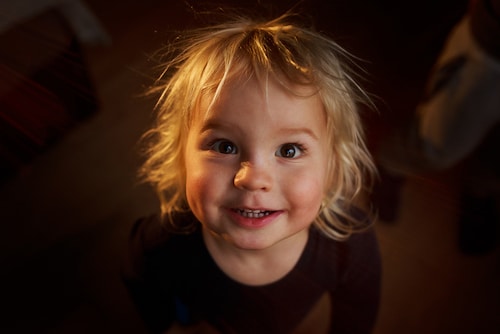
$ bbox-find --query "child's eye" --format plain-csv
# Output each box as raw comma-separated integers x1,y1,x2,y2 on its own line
276,143,303,158
210,140,238,154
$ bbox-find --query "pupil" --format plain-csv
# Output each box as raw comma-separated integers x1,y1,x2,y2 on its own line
221,142,233,153
282,145,295,157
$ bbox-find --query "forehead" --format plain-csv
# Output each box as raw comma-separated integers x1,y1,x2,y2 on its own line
193,75,327,137
200,74,323,118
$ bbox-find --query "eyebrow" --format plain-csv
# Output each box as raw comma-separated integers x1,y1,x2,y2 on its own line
200,119,320,141
199,120,230,134
276,126,320,140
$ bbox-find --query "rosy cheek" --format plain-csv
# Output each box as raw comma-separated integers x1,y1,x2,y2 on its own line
289,174,324,208
186,172,207,195
185,167,207,203
188,161,224,194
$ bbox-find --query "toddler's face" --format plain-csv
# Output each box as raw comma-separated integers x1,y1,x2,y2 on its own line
184,76,329,251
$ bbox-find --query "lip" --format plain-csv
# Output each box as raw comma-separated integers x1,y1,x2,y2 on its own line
226,208,282,229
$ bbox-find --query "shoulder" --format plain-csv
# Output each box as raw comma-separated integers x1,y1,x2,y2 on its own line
309,223,379,256
344,226,381,267
311,205,379,256
307,223,381,280
340,206,380,261
131,211,199,248
122,211,201,277
336,226,382,288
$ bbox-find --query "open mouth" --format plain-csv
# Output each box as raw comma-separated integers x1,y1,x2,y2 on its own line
235,209,272,218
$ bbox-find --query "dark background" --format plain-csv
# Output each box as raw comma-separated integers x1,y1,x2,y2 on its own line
1,1,499,333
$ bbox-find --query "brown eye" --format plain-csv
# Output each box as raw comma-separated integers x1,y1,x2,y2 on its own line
276,143,302,158
211,140,238,154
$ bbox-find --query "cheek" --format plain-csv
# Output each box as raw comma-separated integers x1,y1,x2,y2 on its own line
185,157,231,213
184,153,208,209
185,173,210,221
185,170,204,197
286,169,326,212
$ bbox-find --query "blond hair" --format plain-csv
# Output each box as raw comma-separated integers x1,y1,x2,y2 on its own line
140,13,376,240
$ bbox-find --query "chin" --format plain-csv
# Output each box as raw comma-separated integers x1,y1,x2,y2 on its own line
229,234,282,251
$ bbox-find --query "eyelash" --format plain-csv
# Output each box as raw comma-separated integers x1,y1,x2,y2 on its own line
209,139,238,154
276,143,305,158
208,139,305,158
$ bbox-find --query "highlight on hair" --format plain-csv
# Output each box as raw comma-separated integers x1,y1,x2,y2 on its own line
139,12,377,240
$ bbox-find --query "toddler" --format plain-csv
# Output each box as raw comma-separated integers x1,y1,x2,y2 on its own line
122,13,381,334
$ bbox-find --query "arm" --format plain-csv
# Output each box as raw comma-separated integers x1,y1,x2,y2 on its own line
330,228,382,334
121,216,176,334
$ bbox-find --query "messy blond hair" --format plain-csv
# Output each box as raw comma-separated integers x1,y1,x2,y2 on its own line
140,13,376,240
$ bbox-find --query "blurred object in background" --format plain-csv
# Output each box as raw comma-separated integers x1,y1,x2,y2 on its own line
374,0,500,254
0,0,109,185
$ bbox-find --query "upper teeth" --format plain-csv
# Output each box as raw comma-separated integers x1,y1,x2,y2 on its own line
239,209,270,218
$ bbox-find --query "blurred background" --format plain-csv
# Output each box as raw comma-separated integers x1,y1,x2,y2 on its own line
0,0,498,333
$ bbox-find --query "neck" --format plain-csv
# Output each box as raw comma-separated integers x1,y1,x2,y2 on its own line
202,228,309,286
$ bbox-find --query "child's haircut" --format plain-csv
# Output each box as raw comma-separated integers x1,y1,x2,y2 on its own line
140,13,376,240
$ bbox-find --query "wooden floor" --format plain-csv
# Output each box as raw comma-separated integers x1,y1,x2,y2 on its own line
1,1,499,333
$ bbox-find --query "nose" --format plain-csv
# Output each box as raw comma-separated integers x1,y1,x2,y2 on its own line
234,161,273,191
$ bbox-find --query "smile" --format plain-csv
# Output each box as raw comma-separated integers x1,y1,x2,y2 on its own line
235,209,272,218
